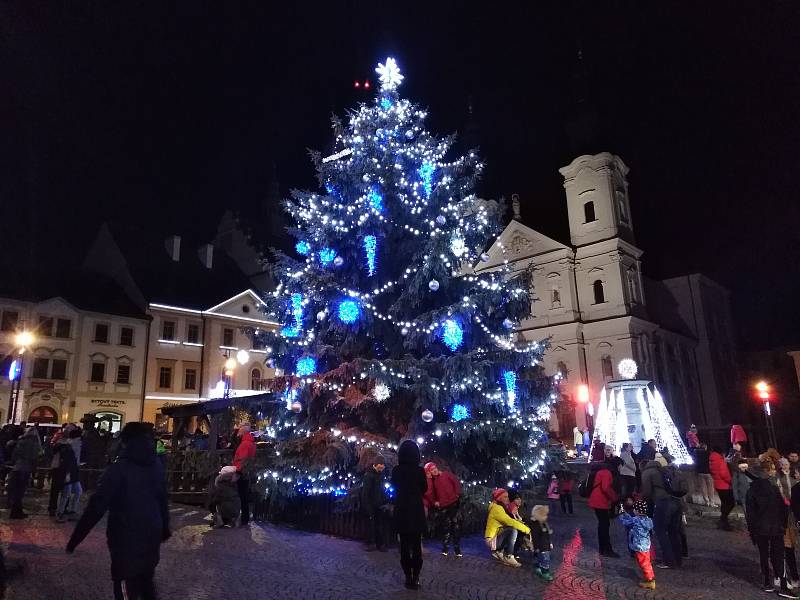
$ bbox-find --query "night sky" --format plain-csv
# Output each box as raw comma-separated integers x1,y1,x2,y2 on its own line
2,2,799,349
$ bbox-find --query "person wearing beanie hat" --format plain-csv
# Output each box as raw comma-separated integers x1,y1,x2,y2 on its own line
619,498,656,589
66,421,170,600
361,453,388,552
484,488,530,568
423,461,463,557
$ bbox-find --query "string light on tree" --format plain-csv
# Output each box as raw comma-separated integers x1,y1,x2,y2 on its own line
260,55,556,499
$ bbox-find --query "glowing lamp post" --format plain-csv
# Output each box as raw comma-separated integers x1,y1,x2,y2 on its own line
7,329,34,423
577,383,594,437
223,356,238,400
755,380,777,449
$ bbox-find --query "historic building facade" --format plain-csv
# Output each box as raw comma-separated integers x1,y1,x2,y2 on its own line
0,296,149,429
479,152,738,439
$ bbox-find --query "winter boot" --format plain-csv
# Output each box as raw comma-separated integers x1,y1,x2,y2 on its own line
779,578,800,599
764,575,777,593
454,545,463,558
441,533,451,556
403,567,414,590
638,580,656,590
410,566,421,590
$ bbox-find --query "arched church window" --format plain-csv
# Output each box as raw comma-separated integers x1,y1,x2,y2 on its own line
551,288,561,308
601,356,613,378
593,280,605,304
584,201,596,223
250,368,262,390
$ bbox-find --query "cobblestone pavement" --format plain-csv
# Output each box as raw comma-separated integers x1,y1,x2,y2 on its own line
0,499,780,600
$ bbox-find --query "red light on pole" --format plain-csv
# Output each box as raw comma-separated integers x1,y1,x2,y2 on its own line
364,80,370,89
755,380,770,401
354,81,360,88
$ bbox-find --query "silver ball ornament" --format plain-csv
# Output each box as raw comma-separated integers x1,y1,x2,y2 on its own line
290,401,302,414
480,252,490,263
503,318,514,329
333,256,344,267
401,327,408,336
436,215,446,225
317,311,326,322
421,409,434,423
362,174,370,183
405,130,414,139
428,279,440,292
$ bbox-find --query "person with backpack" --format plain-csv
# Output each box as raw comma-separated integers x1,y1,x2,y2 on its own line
587,461,619,558
641,454,682,569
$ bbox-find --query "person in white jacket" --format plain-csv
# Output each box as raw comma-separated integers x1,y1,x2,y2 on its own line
619,443,638,500
573,427,584,455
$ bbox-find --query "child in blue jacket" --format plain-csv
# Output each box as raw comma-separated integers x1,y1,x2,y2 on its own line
619,499,655,589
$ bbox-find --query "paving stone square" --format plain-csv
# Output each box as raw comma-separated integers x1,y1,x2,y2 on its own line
0,498,778,600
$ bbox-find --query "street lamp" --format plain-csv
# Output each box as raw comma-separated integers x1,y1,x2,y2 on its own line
577,383,594,439
755,380,777,449
7,329,34,424
223,356,238,399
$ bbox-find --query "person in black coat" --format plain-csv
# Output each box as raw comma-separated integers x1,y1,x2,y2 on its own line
361,454,388,551
391,440,427,590
66,422,171,600
746,459,792,595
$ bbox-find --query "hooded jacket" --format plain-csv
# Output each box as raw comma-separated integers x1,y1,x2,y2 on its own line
619,512,653,552
12,428,39,471
423,469,461,510
390,441,427,535
619,448,637,477
67,431,170,580
484,501,531,540
746,477,786,538
709,451,732,490
640,461,670,503
232,432,256,473
588,464,618,510
361,467,387,512
53,440,80,484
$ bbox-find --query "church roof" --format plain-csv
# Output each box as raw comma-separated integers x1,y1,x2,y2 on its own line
477,220,571,271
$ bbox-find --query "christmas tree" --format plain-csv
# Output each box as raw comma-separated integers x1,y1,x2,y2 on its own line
257,58,556,496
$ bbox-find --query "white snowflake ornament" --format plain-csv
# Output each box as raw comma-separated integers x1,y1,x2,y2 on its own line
375,57,404,90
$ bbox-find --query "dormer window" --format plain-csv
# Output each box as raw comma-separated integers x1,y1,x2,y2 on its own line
583,201,596,223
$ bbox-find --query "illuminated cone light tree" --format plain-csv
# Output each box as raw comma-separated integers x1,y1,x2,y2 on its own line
259,58,557,493
592,358,693,465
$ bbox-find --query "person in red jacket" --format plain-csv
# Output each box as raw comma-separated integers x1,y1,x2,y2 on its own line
588,462,620,557
232,423,257,526
709,446,734,530
423,462,463,557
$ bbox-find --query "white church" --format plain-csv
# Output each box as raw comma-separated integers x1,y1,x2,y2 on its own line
478,152,739,440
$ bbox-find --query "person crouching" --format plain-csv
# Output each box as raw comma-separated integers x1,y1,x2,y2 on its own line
212,466,241,528
619,499,656,590
484,488,530,568
530,505,555,582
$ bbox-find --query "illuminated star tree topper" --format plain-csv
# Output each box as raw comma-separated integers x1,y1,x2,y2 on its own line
375,56,404,91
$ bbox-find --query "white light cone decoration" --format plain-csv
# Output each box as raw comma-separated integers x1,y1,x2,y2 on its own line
592,359,693,465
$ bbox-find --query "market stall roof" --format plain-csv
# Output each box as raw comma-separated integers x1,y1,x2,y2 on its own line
160,393,278,418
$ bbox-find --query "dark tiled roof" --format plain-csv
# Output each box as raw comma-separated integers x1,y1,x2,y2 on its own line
0,267,147,319
99,221,255,310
